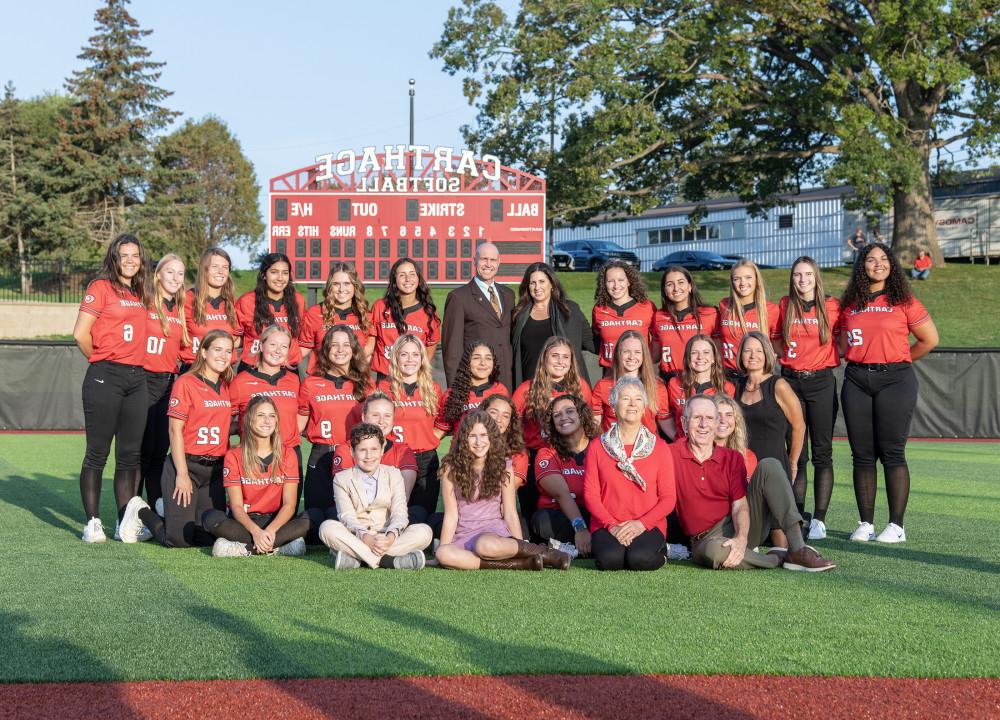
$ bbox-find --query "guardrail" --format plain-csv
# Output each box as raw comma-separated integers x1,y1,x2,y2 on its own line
0,261,101,303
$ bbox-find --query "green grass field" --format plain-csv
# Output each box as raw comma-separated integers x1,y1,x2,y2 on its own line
1,434,997,684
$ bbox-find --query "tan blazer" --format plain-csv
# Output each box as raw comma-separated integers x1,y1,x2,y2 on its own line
333,464,409,537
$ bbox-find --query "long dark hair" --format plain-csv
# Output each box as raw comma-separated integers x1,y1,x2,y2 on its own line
384,257,436,333
841,242,913,310
545,394,599,460
660,265,710,324
312,324,372,402
594,259,648,307
441,340,500,425
512,262,570,325
681,334,727,397
253,253,300,335
481,393,526,456
442,410,508,502
322,261,371,334
97,233,152,307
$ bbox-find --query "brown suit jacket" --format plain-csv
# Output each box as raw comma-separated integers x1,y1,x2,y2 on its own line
442,279,515,390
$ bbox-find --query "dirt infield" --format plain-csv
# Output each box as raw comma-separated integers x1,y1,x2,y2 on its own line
3,674,998,719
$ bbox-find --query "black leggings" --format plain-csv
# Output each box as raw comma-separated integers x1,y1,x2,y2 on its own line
202,509,310,553
138,455,225,547
409,449,440,515
530,508,591,545
140,371,174,507
517,449,542,532
783,368,838,519
591,527,665,571
303,443,337,512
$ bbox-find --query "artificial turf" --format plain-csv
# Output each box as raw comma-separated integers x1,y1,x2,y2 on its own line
0,434,997,683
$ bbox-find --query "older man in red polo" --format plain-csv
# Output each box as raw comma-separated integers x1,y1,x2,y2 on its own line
669,394,835,572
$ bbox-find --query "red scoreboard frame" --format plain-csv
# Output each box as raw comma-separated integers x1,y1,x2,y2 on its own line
269,148,546,286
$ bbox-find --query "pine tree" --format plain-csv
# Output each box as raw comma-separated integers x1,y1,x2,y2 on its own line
0,82,32,291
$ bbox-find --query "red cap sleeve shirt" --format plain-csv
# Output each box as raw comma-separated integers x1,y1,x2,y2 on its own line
229,368,301,448
510,450,529,487
180,289,240,364
79,279,148,365
223,447,299,515
842,293,930,364
777,296,841,371
235,291,306,367
534,446,587,512
433,381,510,435
654,306,719,375
142,300,184,373
591,299,656,368
669,442,747,537
299,304,370,373
591,376,670,433
513,379,593,451
369,299,441,376
375,379,443,453
666,377,736,440
715,298,781,370
167,373,232,456
324,441,414,481
581,437,676,536
297,374,364,446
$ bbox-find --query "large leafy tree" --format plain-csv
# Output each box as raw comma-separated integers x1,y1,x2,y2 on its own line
433,1,1000,263
134,117,264,266
57,0,178,248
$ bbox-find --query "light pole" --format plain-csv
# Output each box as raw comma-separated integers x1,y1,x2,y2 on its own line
408,78,415,177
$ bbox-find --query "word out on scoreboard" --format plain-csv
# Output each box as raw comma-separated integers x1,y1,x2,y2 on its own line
269,145,547,286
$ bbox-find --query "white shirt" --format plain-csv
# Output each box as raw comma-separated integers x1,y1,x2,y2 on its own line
473,275,501,313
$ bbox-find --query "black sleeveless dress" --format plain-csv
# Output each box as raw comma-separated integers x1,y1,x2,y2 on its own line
736,375,790,478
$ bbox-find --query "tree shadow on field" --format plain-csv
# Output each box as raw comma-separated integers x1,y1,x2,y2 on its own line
0,472,81,536
825,532,1000,576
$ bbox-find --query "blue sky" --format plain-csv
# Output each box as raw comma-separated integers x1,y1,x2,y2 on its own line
0,1,483,267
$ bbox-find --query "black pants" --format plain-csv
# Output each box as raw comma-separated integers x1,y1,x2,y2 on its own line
591,527,665,571
81,360,148,472
530,508,591,545
202,509,310,552
782,369,837,470
138,455,225,548
517,449,542,534
409,449,440,515
304,443,337,513
841,363,917,467
140,371,174,506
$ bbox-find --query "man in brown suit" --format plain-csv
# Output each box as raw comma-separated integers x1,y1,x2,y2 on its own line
442,241,516,390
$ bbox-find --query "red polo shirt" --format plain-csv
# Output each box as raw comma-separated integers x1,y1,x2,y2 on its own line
669,441,747,537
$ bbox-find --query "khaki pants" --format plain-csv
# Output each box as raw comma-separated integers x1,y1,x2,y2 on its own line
319,520,432,568
691,457,804,570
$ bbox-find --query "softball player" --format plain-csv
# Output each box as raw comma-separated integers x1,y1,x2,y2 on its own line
715,260,780,380
235,252,305,370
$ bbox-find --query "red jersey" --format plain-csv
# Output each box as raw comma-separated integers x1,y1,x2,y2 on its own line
510,451,529,487
376,379,442,452
297,374,366,445
180,290,239,364
299,304,370,373
715,298,781,370
665,376,736,440
326,440,417,476
79,279,148,365
167,373,232,456
653,306,719,375
235,291,306,367
229,368,301,448
914,256,932,272
591,299,656,367
590,376,670,433
512,379,593,451
777,296,841,371
433,381,509,435
841,293,930,364
669,442,747,537
223,446,299,515
369,298,440,375
142,300,184,373
534,446,587,511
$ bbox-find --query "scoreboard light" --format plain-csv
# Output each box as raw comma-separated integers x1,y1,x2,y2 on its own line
269,146,546,286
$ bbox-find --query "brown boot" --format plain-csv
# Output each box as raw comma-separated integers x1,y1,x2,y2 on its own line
514,539,572,570
479,555,543,571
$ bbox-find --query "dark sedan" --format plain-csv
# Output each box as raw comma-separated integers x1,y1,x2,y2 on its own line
652,250,731,272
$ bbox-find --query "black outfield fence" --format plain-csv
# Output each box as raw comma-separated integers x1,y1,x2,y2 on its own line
0,342,997,437
0,261,101,303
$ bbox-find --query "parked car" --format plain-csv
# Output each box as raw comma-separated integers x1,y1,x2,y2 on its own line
721,254,776,269
652,250,731,272
555,240,641,271
550,249,574,271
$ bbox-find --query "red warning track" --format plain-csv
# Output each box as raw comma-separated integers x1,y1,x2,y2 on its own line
2,674,998,719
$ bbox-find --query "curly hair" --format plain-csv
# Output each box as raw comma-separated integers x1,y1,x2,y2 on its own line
97,233,153,307
681,334,727,397
240,395,283,482
659,266,711,328
322,261,371,334
594,259,648,307
524,336,586,430
442,410,508,502
841,242,913,310
512,262,570,326
312,324,372,402
441,340,499,425
610,329,660,414
785,256,833,345
252,253,301,335
723,260,770,338
481,393,525,456
192,247,238,329
545,394,599,460
385,257,437,334
349,422,384,450
388,333,438,416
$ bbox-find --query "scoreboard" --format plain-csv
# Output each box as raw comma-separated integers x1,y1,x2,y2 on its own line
269,146,546,286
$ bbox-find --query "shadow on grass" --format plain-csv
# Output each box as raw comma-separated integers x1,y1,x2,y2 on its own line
0,473,81,536
825,533,1000,576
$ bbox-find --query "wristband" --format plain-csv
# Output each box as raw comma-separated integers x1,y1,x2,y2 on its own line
571,517,587,532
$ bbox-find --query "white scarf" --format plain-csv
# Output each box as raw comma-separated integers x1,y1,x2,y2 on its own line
600,423,657,491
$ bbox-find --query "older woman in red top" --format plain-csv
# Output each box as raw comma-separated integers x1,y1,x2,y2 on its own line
582,376,676,571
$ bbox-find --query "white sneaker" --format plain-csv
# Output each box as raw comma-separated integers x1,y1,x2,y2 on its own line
850,521,876,542
118,497,150,543
212,538,251,557
82,517,106,543
275,538,306,556
666,543,691,561
113,520,120,541
807,518,827,540
876,522,906,543
136,526,153,542
331,549,361,570
154,497,165,518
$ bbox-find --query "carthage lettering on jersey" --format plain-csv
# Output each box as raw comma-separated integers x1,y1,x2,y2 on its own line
596,319,644,328
790,318,820,326
118,299,145,308
238,473,289,486
204,313,229,322
314,393,356,402
245,388,298,399
658,320,704,331
202,400,231,408
394,399,426,408
381,322,426,333
720,319,760,328
850,307,895,315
